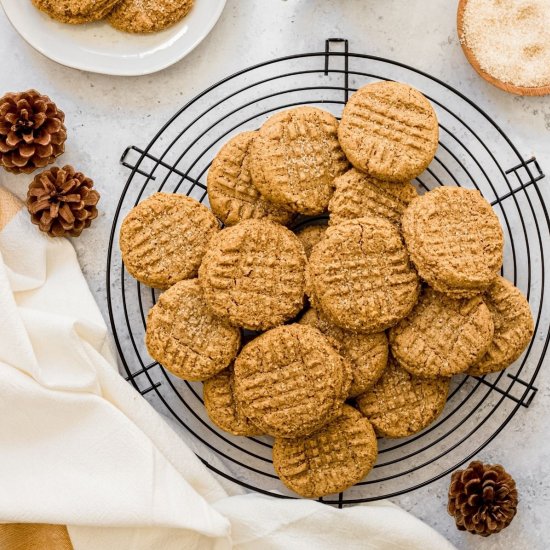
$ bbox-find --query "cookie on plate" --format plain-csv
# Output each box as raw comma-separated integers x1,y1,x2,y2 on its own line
207,131,294,227
338,81,439,182
203,368,263,437
120,192,219,289
294,223,327,258
250,107,349,215
356,356,450,438
108,0,194,33
273,405,377,498
402,187,503,297
468,277,534,376
328,168,418,227
233,324,351,438
299,308,388,397
390,288,494,378
31,0,120,24
145,279,241,381
198,219,306,331
306,217,420,333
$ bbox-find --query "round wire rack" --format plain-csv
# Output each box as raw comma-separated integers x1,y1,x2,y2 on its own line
107,39,549,506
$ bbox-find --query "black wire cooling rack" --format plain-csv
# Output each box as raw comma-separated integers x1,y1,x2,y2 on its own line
106,39,549,506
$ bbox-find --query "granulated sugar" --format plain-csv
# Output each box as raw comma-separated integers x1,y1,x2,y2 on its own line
462,0,550,88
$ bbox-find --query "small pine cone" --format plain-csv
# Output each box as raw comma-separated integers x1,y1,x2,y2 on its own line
0,90,67,174
448,460,518,537
26,165,100,238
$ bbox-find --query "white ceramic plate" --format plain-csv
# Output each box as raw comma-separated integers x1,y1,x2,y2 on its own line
0,0,226,76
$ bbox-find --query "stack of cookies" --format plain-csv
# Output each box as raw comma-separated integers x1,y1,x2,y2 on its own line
119,80,534,499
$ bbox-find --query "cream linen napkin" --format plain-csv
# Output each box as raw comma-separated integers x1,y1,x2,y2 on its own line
0,186,456,550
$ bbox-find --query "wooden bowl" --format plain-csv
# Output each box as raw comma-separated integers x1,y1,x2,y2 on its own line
457,0,550,96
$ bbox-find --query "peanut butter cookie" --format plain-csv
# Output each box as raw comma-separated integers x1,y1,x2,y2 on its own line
295,223,327,258
198,219,306,331
32,0,120,24
145,279,241,381
207,131,294,227
233,324,351,438
307,217,420,333
390,288,494,378
402,187,503,297
356,356,450,438
250,107,349,215
468,277,534,376
120,192,219,289
272,405,377,498
338,81,439,182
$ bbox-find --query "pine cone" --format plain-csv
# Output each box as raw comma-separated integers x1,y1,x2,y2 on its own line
0,90,67,174
26,165,100,237
448,460,518,537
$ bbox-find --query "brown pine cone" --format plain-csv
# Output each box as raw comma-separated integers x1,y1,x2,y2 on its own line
26,165,100,238
448,460,518,537
0,90,67,174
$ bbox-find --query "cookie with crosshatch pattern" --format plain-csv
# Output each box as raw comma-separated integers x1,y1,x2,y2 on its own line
145,279,240,381
120,192,219,289
233,324,352,438
207,131,294,226
272,405,378,498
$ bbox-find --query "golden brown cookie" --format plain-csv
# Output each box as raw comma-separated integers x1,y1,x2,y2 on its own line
32,0,120,23
145,279,241,381
328,168,418,227
203,368,263,436
307,217,420,333
233,324,351,438
356,356,450,438
294,223,327,258
198,219,306,331
207,131,294,227
108,0,194,33
390,288,494,378
468,277,534,376
402,187,504,297
250,107,349,215
338,81,439,182
272,405,377,498
299,308,388,397
120,192,219,289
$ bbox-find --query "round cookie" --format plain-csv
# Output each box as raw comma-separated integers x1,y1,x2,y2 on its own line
295,223,327,258
233,324,352,438
307,217,420,333
145,279,241,381
356,356,450,438
198,219,306,331
32,0,120,23
402,187,504,297
272,405,378,498
390,288,494,378
338,81,439,182
468,277,534,376
328,168,418,227
207,131,294,227
120,192,219,289
250,107,349,215
203,368,263,437
299,308,388,397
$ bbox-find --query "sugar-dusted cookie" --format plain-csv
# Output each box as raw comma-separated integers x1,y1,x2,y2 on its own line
338,81,439,182
198,219,306,331
32,0,120,24
328,168,418,227
145,279,241,381
207,131,294,227
294,223,327,258
307,217,420,333
120,192,219,289
299,308,388,397
233,324,351,438
273,405,377,498
402,187,503,297
390,288,494,378
468,277,534,376
250,107,349,215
